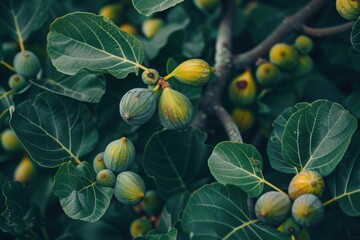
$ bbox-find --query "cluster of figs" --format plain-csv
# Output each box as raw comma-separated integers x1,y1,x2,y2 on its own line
119,59,215,130
255,170,325,237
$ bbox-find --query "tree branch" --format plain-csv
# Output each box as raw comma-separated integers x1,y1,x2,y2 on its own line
213,104,243,142
302,22,354,37
232,0,328,69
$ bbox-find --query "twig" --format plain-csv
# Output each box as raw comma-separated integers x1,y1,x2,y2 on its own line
213,104,242,142
232,0,329,69
302,22,354,37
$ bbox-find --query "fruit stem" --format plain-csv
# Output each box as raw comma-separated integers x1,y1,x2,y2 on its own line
137,64,149,72
13,13,26,52
152,84,160,92
0,61,16,72
162,73,173,81
223,219,259,239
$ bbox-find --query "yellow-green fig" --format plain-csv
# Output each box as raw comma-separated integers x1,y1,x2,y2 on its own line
119,23,138,36
99,3,124,24
1,128,22,152
228,70,257,106
8,74,28,92
278,217,302,236
336,0,360,21
292,55,313,77
114,171,146,205
288,170,324,200
269,43,299,71
14,156,36,185
130,218,152,238
292,194,324,227
93,152,106,174
143,190,163,216
142,69,160,85
194,0,220,10
96,169,116,187
104,137,135,173
255,62,281,87
231,107,254,131
13,51,41,78
142,18,164,39
294,35,313,54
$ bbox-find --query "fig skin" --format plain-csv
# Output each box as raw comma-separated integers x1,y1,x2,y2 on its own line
1,128,23,152
288,170,324,200
294,35,314,54
142,69,159,85
255,62,281,87
336,0,360,21
130,218,152,238
13,51,41,78
292,55,314,77
142,18,164,39
292,194,324,227
93,152,106,174
14,156,36,185
96,169,116,187
228,70,257,106
114,171,146,205
142,190,163,216
8,74,28,92
269,43,299,71
103,137,135,174
231,107,254,131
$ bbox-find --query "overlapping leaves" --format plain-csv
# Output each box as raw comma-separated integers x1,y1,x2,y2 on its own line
132,0,184,16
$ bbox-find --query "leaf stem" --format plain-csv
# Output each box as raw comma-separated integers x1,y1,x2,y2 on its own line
223,219,259,239
12,10,26,52
137,63,149,72
0,90,14,100
323,189,360,206
262,179,287,195
0,61,16,72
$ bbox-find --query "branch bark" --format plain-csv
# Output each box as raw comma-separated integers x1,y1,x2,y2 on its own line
302,22,354,37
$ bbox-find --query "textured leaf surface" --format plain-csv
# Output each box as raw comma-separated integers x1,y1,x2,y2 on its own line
47,12,144,79
208,142,264,197
351,18,360,52
182,183,287,240
132,0,184,16
345,92,360,119
53,161,113,222
10,92,99,168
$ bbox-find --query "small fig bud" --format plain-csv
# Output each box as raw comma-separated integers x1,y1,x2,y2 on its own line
130,218,152,238
1,128,22,152
142,18,164,39
269,43,299,71
8,74,28,92
120,88,157,126
294,35,313,54
158,88,194,130
14,156,36,185
255,191,291,226
228,70,257,106
114,171,146,205
93,152,106,174
292,55,313,77
96,169,116,187
288,170,325,200
255,62,281,87
167,59,215,86
231,107,254,131
104,137,135,173
143,190,163,216
142,69,160,85
194,0,220,10
119,23,138,36
292,194,324,227
278,217,302,236
13,51,41,78
336,0,360,21
99,3,124,24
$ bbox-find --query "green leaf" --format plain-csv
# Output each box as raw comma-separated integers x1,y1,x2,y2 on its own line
351,17,360,52
0,86,13,113
0,0,50,41
132,0,184,16
53,161,113,222
31,71,106,103
182,183,287,240
267,103,309,174
208,142,265,197
47,12,144,79
327,132,360,216
345,92,360,119
282,100,357,176
141,228,178,240
10,92,99,168
143,128,213,200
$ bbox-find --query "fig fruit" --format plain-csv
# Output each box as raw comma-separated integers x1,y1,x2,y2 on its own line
228,70,257,106
166,59,215,86
255,191,291,226
96,169,116,187
255,62,281,87
269,43,299,71
143,190,163,216
231,107,254,131
158,87,194,130
336,0,360,21
119,23,138,36
292,55,313,77
13,51,41,78
104,137,135,173
114,171,146,205
1,128,22,152
130,218,152,238
142,69,160,85
294,35,313,54
288,170,324,200
14,156,36,185
292,194,324,227
93,152,106,174
278,217,302,236
142,18,164,39
119,88,157,126
8,74,28,92
194,0,220,10
99,3,124,24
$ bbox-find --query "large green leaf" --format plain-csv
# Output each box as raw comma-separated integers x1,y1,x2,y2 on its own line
47,12,144,79
143,128,213,200
282,100,357,176
327,132,360,216
345,92,360,119
53,161,113,222
132,0,184,16
0,0,50,41
267,103,309,174
182,183,287,240
351,17,360,52
208,142,265,197
9,92,99,168
136,228,178,240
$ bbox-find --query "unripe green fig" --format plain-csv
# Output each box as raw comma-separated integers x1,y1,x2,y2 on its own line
142,18,164,39
228,70,257,106
104,137,135,173
143,190,163,216
13,51,41,78
278,217,302,236
255,191,291,226
96,169,116,187
119,88,157,126
142,69,160,85
294,35,313,54
255,62,281,87
288,170,325,200
1,128,22,152
292,55,313,77
292,194,324,227
119,23,138,36
231,107,254,131
166,59,215,87
14,156,36,185
114,171,146,205
130,218,152,238
99,3,124,24
158,87,194,130
269,43,299,71
8,74,28,92
336,0,360,21
93,152,106,174
194,0,220,10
